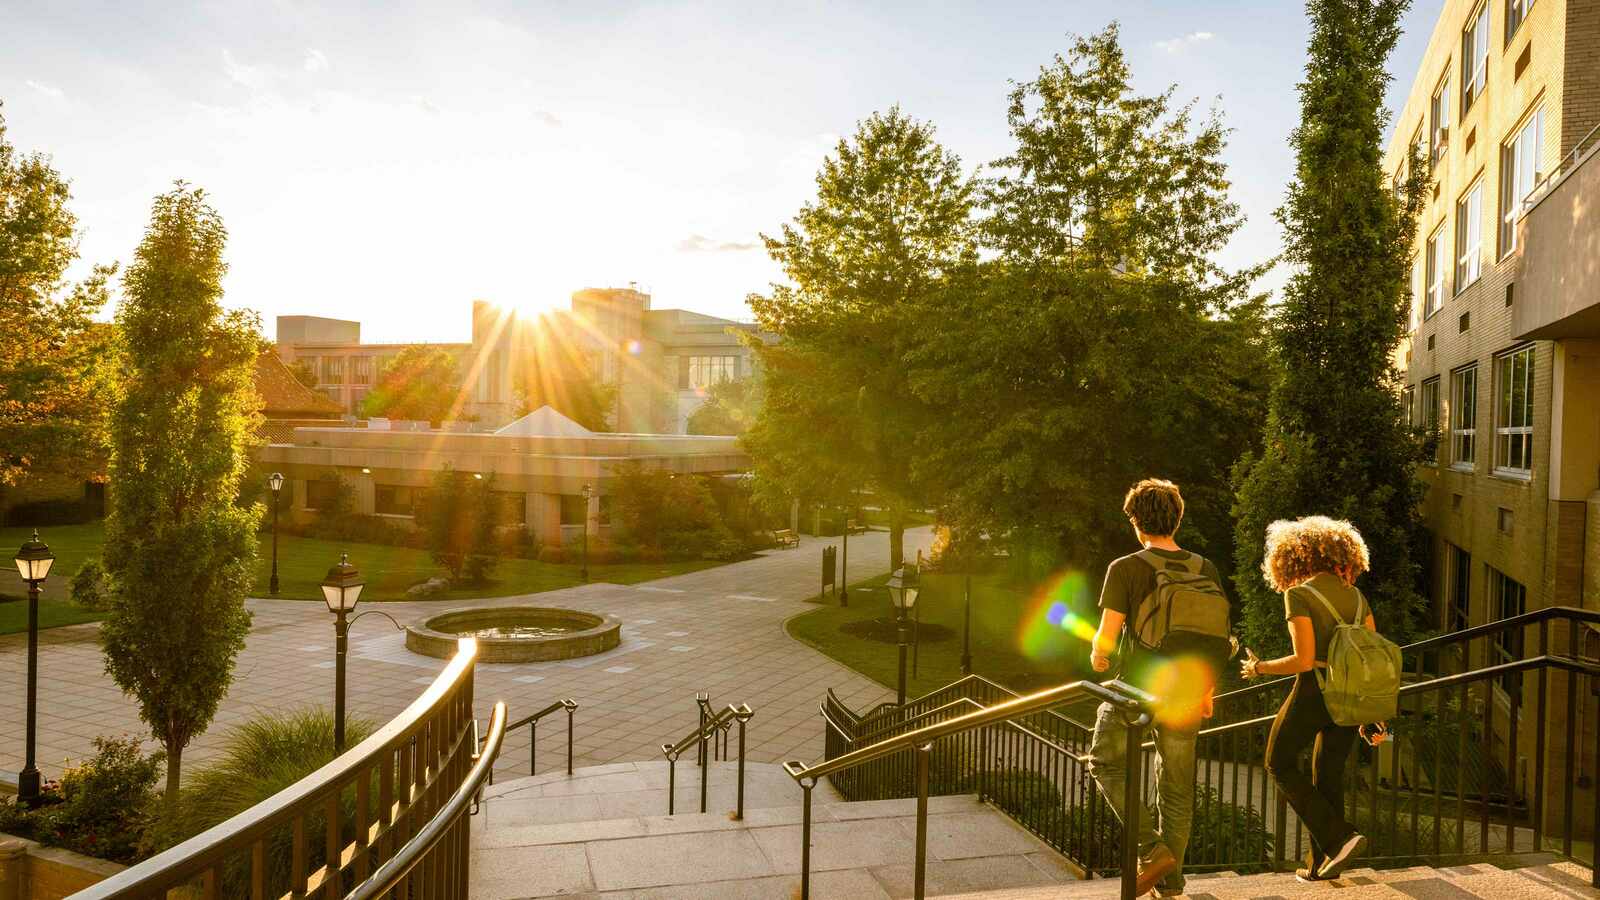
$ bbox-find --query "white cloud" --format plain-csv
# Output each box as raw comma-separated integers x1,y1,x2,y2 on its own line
221,49,270,89
677,234,759,253
24,79,64,99
304,49,329,73
1155,31,1215,54
533,109,562,127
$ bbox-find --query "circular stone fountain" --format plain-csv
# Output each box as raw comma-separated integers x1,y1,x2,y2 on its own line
405,606,621,663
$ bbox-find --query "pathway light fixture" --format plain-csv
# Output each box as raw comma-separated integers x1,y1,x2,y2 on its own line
886,563,919,706
12,530,54,806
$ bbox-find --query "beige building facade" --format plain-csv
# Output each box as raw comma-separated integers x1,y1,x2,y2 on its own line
1385,0,1600,840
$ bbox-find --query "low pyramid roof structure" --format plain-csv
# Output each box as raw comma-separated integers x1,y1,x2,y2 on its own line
494,406,595,438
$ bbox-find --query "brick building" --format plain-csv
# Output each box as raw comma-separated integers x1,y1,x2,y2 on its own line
1385,0,1600,838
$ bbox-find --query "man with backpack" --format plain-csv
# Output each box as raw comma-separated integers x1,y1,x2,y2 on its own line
1088,479,1234,897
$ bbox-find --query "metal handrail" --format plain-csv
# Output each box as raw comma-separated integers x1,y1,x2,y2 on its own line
501,698,578,777
661,699,755,818
786,678,1154,900
76,638,483,898
1522,119,1600,216
347,701,507,900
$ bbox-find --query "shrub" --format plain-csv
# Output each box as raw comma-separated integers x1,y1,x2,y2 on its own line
0,736,165,864
1183,786,1275,873
4,499,96,526
537,545,566,564
152,708,376,897
419,466,499,583
69,559,112,611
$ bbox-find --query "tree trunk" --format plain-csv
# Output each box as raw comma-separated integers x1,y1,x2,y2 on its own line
889,506,905,571
165,743,182,811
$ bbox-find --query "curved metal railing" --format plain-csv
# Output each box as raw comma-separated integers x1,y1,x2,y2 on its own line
785,678,1154,900
75,638,492,899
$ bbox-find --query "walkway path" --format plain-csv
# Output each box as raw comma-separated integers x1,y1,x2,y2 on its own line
0,528,930,782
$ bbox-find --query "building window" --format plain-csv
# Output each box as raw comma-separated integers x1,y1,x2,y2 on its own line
1494,345,1535,476
1506,0,1536,43
492,491,527,525
1409,260,1422,332
1499,107,1544,257
688,356,738,389
1426,223,1446,316
1420,376,1441,463
306,478,340,512
1430,75,1451,161
1461,2,1490,115
322,356,344,385
351,355,373,385
375,484,418,517
350,388,368,415
1451,365,1477,467
1489,568,1526,695
1455,179,1484,291
1448,544,1471,633
559,494,588,526
1402,386,1415,427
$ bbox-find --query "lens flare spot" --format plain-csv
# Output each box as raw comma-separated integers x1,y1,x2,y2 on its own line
625,339,642,356
1017,570,1097,664
1142,655,1218,730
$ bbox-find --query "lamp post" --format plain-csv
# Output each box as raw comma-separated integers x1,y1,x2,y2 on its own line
267,472,284,595
321,553,365,754
580,484,593,582
839,503,850,607
886,564,919,706
13,530,55,807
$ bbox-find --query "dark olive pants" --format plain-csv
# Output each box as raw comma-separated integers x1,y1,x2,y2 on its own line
1265,671,1358,869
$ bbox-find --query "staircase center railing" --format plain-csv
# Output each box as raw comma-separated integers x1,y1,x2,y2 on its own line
661,695,755,818
500,698,578,777
785,678,1154,900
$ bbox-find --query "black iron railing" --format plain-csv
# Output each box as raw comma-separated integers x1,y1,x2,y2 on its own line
75,638,497,899
789,678,1154,900
661,694,755,818
502,698,578,777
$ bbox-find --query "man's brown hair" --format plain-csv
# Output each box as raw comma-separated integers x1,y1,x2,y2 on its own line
1123,479,1184,538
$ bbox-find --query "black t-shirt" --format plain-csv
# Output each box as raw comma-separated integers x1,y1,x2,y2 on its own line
1098,547,1227,692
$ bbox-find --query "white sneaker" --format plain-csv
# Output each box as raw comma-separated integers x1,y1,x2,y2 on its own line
1316,832,1366,879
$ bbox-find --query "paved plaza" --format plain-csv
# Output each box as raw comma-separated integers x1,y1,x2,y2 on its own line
0,528,931,783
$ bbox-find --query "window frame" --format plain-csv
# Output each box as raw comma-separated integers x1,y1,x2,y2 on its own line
1450,364,1477,469
1420,376,1442,464
1426,222,1447,317
687,355,739,390
1430,72,1452,162
1448,543,1471,633
1455,178,1484,292
1493,344,1536,478
1506,0,1536,44
1489,567,1527,696
1499,107,1544,258
1461,2,1490,115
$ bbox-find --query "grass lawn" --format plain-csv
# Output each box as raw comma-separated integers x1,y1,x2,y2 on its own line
1,521,725,633
786,570,1099,701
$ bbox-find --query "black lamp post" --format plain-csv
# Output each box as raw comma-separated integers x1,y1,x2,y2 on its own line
839,503,850,607
268,472,284,595
580,484,592,582
886,564,919,706
321,553,365,754
13,530,55,807
961,570,973,676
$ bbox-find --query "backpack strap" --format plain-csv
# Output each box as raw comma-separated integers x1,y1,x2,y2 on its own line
1136,548,1203,576
1297,581,1351,626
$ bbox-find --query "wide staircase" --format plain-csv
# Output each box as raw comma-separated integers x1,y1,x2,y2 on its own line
69,607,1600,899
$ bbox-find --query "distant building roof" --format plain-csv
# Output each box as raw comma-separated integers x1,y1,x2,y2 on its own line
494,405,594,438
255,350,345,418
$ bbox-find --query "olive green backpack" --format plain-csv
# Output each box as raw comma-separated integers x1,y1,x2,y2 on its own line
1300,583,1403,726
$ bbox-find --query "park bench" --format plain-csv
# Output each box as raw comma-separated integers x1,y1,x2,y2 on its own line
846,518,868,534
773,528,800,548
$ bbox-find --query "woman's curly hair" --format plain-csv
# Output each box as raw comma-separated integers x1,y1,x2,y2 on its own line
1261,516,1370,592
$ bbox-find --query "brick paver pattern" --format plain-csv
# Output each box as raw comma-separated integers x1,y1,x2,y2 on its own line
0,528,931,783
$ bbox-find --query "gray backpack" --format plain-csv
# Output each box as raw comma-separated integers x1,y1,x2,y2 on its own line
1131,550,1233,671
1300,583,1402,726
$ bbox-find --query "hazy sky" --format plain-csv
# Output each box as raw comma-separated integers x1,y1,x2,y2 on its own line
2,1,1436,343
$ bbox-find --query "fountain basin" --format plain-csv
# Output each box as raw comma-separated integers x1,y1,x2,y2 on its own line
406,606,621,663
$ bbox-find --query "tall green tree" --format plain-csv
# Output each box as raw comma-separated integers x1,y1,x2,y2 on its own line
1232,0,1429,653
913,25,1271,578
746,107,977,568
100,185,261,806
686,375,762,436
420,466,500,583
0,104,117,488
514,358,616,432
359,346,469,425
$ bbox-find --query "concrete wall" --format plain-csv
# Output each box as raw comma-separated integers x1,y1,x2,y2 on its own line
0,836,122,900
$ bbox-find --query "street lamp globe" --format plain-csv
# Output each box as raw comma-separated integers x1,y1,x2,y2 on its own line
321,553,365,613
268,472,284,494
886,566,918,611
13,530,54,583
582,483,593,501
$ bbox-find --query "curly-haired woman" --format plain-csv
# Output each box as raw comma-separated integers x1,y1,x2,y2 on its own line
1241,516,1383,882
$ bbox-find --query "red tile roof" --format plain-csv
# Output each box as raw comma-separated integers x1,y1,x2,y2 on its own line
256,350,345,418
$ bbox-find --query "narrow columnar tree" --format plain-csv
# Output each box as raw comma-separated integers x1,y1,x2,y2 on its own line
746,107,977,568
1232,0,1430,653
101,184,261,805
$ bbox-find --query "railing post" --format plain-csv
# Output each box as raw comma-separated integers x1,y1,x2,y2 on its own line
565,700,577,776
801,780,814,900
734,706,754,821
700,725,710,814
914,742,931,900
1592,704,1599,889
668,754,677,816
1120,710,1146,900
696,692,710,768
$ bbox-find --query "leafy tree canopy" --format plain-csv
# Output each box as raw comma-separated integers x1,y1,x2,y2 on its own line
0,104,117,486
687,375,762,436
359,346,469,425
